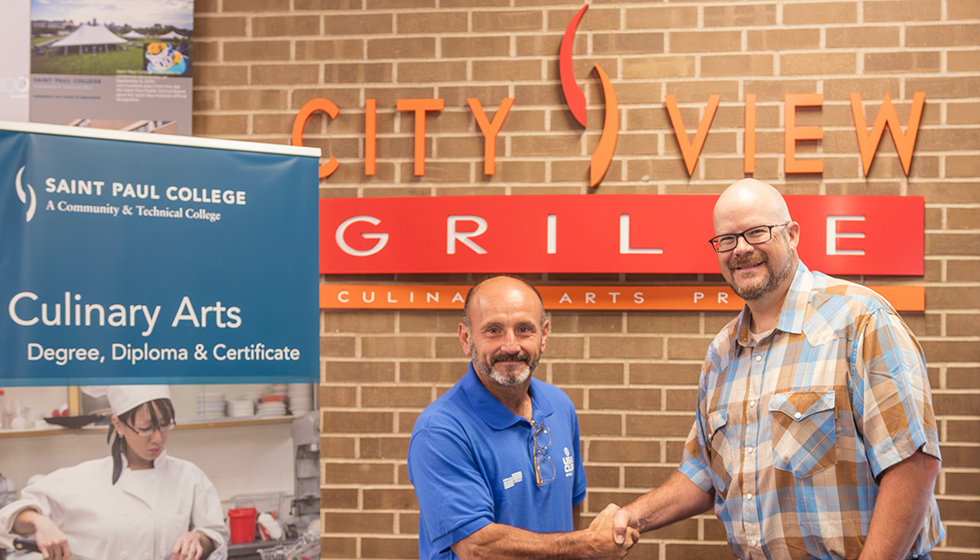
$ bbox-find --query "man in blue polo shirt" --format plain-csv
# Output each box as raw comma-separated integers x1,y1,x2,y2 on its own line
408,275,638,560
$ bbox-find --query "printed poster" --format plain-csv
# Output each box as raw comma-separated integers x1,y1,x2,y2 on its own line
30,0,194,135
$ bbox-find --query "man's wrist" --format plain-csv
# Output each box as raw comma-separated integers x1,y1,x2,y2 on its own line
555,528,599,560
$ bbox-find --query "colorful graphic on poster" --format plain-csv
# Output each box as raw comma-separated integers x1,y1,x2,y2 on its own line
0,122,320,386
29,0,193,134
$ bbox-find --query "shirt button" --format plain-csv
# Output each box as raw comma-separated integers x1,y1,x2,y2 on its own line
750,540,758,547
747,447,754,454
749,400,757,408
794,412,802,419
754,354,762,362
746,493,753,501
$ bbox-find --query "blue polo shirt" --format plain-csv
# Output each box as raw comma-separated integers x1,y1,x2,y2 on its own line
408,363,587,560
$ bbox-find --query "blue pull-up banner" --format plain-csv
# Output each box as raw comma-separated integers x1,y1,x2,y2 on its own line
0,121,320,386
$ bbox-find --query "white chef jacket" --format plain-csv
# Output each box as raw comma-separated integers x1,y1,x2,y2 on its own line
0,450,229,560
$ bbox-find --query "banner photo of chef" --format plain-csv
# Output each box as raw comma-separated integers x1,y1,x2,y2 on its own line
0,121,320,387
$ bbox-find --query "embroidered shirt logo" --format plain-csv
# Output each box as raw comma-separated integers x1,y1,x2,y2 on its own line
562,447,574,477
502,471,523,489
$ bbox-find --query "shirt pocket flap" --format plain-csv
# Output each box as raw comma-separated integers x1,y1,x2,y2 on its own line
707,408,728,435
768,390,835,421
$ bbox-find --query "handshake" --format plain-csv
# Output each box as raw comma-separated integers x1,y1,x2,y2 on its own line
580,503,641,560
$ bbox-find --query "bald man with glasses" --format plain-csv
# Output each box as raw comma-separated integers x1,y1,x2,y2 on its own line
612,179,944,560
408,275,638,560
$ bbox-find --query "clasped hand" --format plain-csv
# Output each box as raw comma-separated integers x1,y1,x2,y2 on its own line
586,503,640,559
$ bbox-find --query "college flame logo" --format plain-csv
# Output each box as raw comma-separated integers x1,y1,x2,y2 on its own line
559,4,618,188
15,166,37,222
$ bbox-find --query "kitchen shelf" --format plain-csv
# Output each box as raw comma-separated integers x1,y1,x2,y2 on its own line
0,415,298,439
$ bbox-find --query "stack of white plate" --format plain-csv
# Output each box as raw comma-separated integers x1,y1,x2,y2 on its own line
197,392,226,418
229,398,255,418
287,384,313,416
256,398,286,417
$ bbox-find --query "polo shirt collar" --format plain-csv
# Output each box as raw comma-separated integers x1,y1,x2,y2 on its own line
734,260,812,345
461,362,555,430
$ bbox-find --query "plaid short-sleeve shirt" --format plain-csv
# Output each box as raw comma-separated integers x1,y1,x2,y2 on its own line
679,261,943,560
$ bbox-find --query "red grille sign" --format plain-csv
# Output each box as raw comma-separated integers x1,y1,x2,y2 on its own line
320,194,922,276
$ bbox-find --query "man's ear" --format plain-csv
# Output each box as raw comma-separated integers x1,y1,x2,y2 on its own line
786,220,801,249
458,322,472,356
540,319,550,353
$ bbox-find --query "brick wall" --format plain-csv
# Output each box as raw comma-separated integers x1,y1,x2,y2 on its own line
191,0,979,558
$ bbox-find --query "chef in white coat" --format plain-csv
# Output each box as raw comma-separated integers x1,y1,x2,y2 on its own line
0,385,229,560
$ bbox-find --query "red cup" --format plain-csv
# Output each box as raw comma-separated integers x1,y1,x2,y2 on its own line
228,507,258,544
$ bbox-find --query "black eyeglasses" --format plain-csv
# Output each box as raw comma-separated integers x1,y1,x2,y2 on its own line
708,222,790,253
530,420,556,487
122,419,176,438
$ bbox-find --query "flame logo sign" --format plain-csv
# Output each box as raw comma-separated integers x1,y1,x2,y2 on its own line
15,166,37,222
559,4,618,188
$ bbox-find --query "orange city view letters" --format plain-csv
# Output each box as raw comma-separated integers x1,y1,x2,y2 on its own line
291,92,926,184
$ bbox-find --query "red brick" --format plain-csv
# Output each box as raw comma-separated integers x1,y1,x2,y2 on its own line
552,362,625,385
626,413,695,437
670,30,740,53
324,14,393,36
398,12,468,34
321,537,357,559
363,488,418,510
589,439,660,462
782,52,857,76
252,15,320,37
864,1,941,22
223,0,290,10
826,26,900,48
473,10,544,32
591,388,663,410
222,40,291,62
949,0,980,19
783,2,857,25
703,4,777,27
323,410,394,433
195,16,247,37
907,24,980,47
360,436,410,459
323,462,395,484
748,29,821,51
624,6,698,29
322,512,394,534
361,537,419,559
932,392,980,415
361,386,433,408
193,114,248,137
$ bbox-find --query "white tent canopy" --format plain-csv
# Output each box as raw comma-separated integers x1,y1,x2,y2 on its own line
123,30,146,39
158,31,185,39
49,24,126,48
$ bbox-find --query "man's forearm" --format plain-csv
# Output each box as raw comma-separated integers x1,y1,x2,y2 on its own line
619,471,714,535
859,450,941,560
451,524,594,560
451,504,635,560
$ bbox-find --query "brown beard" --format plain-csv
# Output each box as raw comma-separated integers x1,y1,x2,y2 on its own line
471,347,540,386
727,254,793,300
